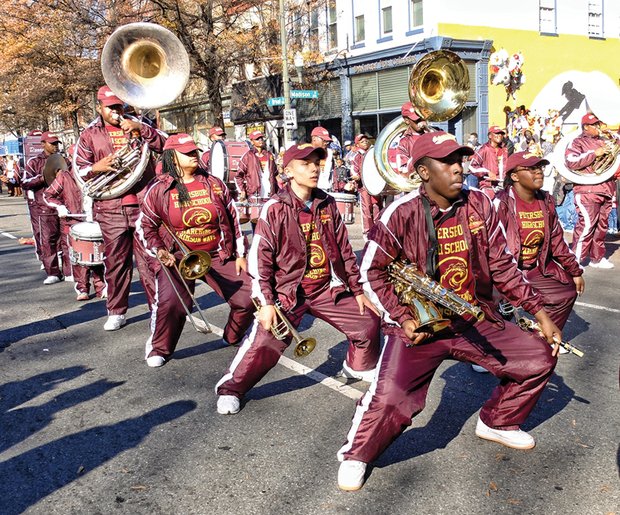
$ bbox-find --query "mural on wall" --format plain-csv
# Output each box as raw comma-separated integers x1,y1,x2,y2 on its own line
489,49,526,100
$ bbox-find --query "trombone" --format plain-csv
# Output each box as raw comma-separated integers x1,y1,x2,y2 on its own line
157,222,212,334
252,299,317,357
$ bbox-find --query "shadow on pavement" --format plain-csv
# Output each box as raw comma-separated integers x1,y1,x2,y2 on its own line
0,400,197,515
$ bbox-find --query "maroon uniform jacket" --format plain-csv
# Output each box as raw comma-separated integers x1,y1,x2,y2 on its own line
248,186,363,311
23,153,69,214
469,142,509,188
137,170,247,264
360,187,545,335
43,170,85,218
73,116,167,212
564,131,616,197
396,129,423,168
350,148,366,190
235,147,278,198
494,188,583,284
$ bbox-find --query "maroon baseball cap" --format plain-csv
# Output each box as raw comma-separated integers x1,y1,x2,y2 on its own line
354,133,368,144
401,101,423,122
248,130,264,140
209,126,225,137
488,125,506,134
97,86,123,107
163,133,200,153
283,143,327,168
40,131,60,144
311,126,332,142
581,113,601,126
409,131,474,166
506,151,550,173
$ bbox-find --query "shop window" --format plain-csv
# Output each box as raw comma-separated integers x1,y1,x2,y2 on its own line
588,0,604,38
539,0,557,34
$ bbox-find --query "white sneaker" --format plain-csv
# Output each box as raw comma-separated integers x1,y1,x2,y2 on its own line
64,275,74,282
341,362,376,382
103,314,126,331
471,364,489,373
475,418,535,450
43,275,61,285
589,258,614,269
338,460,367,491
217,395,240,415
146,355,166,368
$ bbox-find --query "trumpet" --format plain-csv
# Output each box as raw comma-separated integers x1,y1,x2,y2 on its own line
252,299,316,357
516,316,584,357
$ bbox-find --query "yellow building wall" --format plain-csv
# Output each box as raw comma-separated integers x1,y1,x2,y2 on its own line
440,23,620,125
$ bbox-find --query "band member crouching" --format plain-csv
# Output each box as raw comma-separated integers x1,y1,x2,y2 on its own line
496,151,584,330
337,132,561,491
137,134,255,368
215,144,381,415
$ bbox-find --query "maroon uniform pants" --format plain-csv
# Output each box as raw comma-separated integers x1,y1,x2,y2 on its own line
524,267,577,330
359,188,383,237
31,209,61,277
95,206,156,315
216,287,381,398
146,258,255,359
338,320,556,464
572,192,612,264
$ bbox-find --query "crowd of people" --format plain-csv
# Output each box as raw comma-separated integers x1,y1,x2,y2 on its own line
3,85,618,492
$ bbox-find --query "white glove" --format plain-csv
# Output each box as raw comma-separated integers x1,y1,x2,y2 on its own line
57,205,69,218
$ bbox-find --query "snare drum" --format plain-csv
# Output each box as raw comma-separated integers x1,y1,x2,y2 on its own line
329,192,356,224
69,221,105,265
209,140,250,184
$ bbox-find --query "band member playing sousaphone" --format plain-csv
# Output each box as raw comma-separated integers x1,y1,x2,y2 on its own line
337,132,562,492
137,134,255,368
564,113,618,268
22,131,65,284
396,101,429,174
215,144,381,415
73,86,167,331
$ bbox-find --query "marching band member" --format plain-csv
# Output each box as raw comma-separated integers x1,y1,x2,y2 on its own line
73,86,167,331
43,147,107,301
396,101,428,174
215,143,381,415
137,134,255,368
469,125,509,199
337,132,561,491
22,131,64,284
565,113,617,269
310,126,334,191
350,134,382,240
199,125,226,172
496,151,584,329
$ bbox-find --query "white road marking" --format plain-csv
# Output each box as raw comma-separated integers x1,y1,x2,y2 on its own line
1,231,17,239
575,301,620,314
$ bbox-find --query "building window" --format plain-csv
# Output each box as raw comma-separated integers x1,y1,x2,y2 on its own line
309,8,320,51
355,14,365,43
382,6,393,34
539,0,557,34
328,2,337,49
410,0,423,28
588,0,604,37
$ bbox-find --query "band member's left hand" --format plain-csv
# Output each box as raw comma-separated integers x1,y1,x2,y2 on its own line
120,118,142,134
235,257,247,275
533,308,561,356
573,276,585,295
355,294,381,317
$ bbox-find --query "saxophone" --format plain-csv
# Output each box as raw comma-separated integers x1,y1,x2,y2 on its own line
387,260,484,334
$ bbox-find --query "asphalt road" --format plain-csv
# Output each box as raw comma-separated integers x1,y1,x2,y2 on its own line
0,193,618,515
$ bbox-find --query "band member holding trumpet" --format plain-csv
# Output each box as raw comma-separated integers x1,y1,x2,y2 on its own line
215,144,381,415
73,86,167,331
137,134,255,368
22,131,64,284
565,113,617,269
337,132,562,491
469,125,509,199
495,152,584,330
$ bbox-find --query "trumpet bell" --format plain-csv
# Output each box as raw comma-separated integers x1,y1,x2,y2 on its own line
294,337,317,358
101,22,190,110
179,250,212,280
408,50,470,122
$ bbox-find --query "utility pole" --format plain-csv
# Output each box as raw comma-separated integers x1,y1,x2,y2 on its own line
279,0,291,148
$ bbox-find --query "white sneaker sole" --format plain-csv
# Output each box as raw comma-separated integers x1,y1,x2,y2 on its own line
475,429,535,450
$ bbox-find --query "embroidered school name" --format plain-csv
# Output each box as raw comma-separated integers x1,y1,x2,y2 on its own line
171,190,212,209
518,210,544,229
437,224,468,254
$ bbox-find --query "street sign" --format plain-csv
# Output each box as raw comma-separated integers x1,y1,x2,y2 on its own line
283,108,298,130
267,97,286,107
291,90,319,99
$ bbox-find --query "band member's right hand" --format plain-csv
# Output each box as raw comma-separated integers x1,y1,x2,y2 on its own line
594,146,607,157
92,154,116,173
157,248,176,267
402,319,431,346
258,304,277,332
573,276,585,295
56,205,69,218
533,309,561,356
